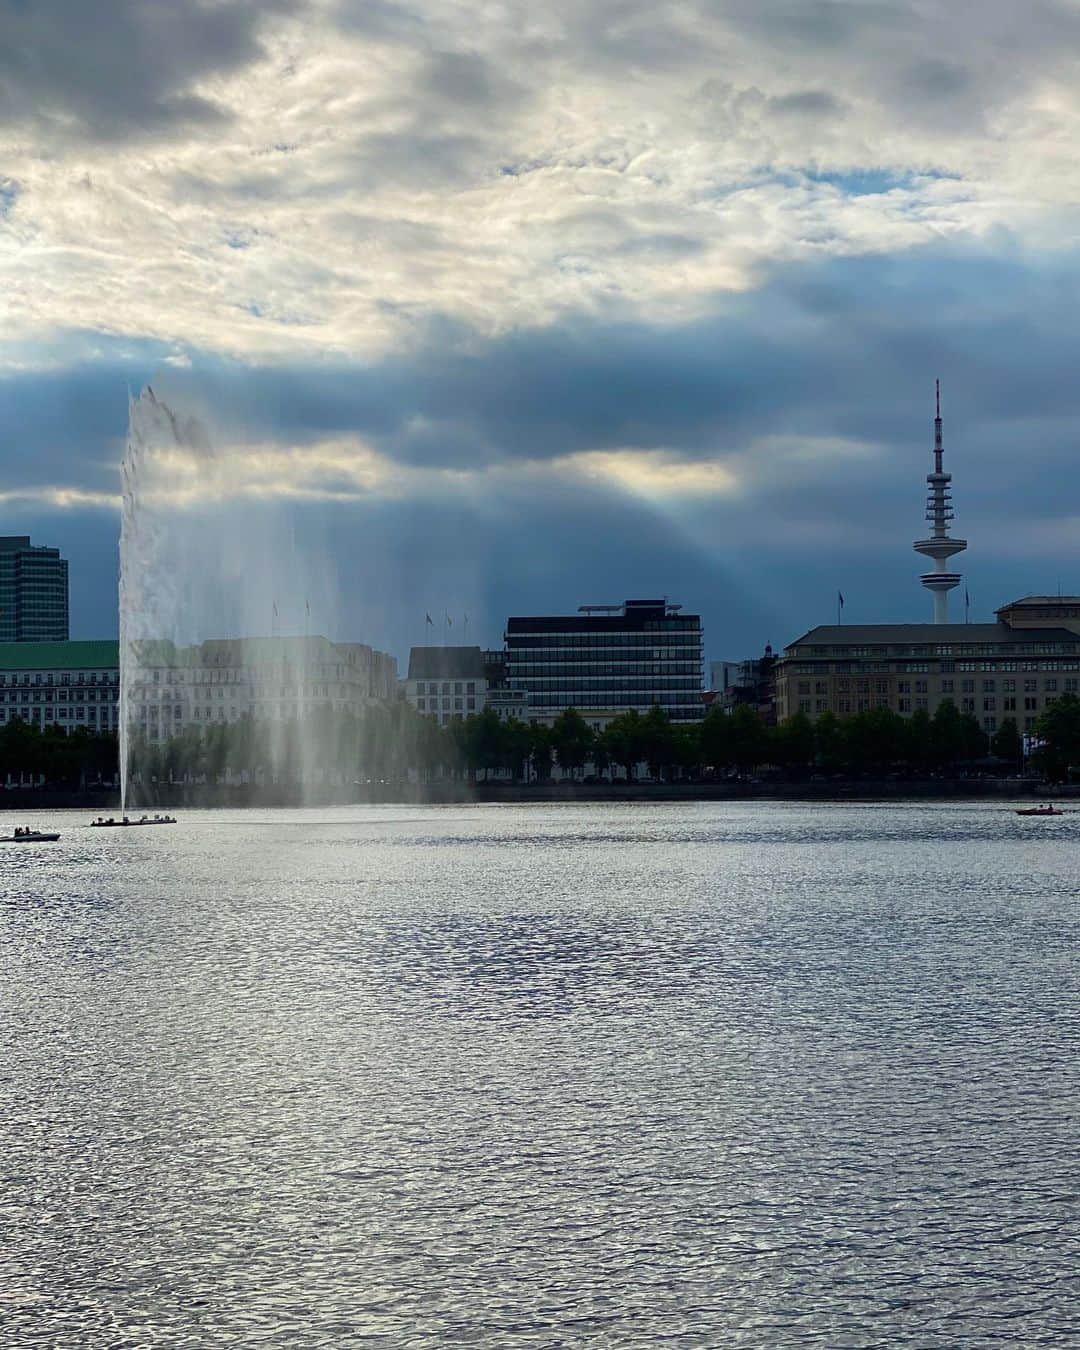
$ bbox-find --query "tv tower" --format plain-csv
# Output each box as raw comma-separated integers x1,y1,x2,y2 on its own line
913,381,966,623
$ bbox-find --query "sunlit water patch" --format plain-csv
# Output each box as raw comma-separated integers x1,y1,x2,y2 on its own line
1,801,1077,1346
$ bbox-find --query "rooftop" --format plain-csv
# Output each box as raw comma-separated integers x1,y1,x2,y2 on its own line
0,639,118,669
997,596,1080,607
784,623,1080,651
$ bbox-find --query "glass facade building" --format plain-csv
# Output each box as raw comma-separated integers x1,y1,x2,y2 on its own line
0,536,69,642
505,599,704,723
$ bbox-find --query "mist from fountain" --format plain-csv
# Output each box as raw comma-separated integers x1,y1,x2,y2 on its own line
119,385,356,810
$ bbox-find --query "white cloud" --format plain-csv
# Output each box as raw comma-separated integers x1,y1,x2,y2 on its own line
3,0,1080,365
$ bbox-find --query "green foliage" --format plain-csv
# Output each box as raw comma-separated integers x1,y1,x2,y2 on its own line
550,707,595,777
1033,693,1080,780
990,717,1022,764
0,694,1019,791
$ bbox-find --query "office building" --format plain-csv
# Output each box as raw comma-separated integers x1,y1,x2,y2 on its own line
404,646,501,725
0,536,69,641
505,598,703,725
128,636,397,742
0,641,119,732
775,597,1080,734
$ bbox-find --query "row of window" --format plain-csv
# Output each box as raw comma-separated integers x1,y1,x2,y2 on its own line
506,633,702,648
797,677,1074,696
0,689,114,703
416,697,478,713
789,659,1080,676
0,673,117,687
795,642,1080,658
412,681,478,695
508,661,701,675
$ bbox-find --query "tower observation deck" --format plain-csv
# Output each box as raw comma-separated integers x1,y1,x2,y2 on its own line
913,381,966,624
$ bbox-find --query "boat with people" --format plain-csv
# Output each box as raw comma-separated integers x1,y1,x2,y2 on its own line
1015,805,1065,816
90,814,178,828
1,828,61,843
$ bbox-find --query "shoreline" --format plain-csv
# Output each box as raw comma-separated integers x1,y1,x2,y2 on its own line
0,777,1069,809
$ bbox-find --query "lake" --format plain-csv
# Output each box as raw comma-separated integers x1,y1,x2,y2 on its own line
1,802,1077,1346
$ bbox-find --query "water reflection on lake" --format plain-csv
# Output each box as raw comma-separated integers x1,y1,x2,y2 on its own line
1,801,1077,1346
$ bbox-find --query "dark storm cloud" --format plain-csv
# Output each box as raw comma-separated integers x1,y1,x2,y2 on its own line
160,247,1079,481
10,245,1080,652
0,0,286,141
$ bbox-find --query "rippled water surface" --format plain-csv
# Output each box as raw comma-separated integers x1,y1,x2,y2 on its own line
2,801,1078,1347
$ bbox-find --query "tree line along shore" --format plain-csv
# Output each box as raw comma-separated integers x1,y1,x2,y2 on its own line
3,695,1080,792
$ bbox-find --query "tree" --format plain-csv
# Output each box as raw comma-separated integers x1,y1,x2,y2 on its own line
601,710,645,780
1034,693,1080,780
812,710,844,772
699,706,733,773
728,704,769,772
991,717,1022,766
550,707,595,779
530,722,553,781
501,717,534,780
773,712,815,774
640,705,676,779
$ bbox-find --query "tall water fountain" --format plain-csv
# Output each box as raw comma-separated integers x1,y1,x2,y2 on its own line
119,386,355,809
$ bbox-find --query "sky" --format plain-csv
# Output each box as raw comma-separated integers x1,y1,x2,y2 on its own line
4,0,1080,667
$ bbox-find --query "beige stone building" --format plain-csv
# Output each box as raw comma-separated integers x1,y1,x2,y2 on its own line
775,597,1080,734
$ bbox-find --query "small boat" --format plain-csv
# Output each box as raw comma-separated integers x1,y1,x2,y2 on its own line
1015,805,1064,816
90,815,177,828
1,830,61,843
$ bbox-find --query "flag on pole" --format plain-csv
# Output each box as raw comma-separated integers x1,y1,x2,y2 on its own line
446,613,452,627
425,612,433,626
838,591,844,609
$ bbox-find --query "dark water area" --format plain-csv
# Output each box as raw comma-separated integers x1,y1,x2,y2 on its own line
2,802,1077,1346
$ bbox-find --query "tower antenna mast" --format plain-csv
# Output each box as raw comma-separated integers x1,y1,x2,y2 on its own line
914,381,967,623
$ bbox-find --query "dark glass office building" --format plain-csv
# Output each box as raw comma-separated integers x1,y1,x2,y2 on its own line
0,537,70,642
505,599,703,722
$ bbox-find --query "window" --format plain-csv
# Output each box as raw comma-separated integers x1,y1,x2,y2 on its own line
1024,679,1037,692
799,699,811,713
983,698,996,712
1046,679,1058,692
1004,696,1016,711
985,716,997,731
898,698,911,712
962,698,975,712
1004,679,1016,692
798,681,810,695
915,680,928,694
416,698,426,711
982,680,995,692
961,679,975,693
467,682,476,694
898,681,911,694
814,681,828,695
941,679,954,693
1024,697,1037,711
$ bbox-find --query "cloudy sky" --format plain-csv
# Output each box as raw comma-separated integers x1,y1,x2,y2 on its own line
4,0,1080,663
